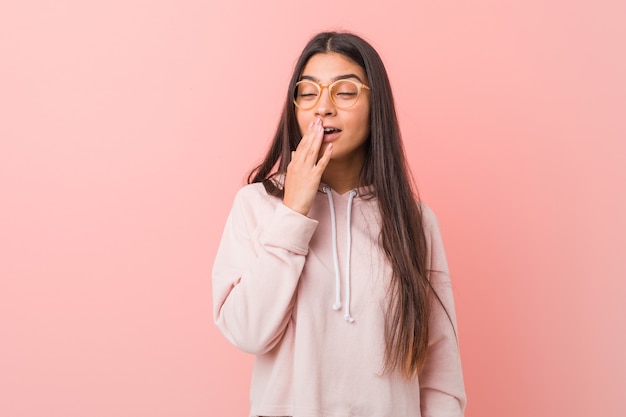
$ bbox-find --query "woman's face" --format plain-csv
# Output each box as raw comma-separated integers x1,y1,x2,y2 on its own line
295,53,371,164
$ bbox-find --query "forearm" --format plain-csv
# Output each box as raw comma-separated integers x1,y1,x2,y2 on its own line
419,278,466,417
213,200,318,354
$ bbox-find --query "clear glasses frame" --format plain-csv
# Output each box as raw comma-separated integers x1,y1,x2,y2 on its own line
293,79,371,110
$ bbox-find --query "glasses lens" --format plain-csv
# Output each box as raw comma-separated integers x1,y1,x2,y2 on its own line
295,81,320,109
331,80,360,109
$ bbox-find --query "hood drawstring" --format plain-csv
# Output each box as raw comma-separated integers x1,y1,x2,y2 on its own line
344,190,356,323
323,186,357,323
324,186,342,312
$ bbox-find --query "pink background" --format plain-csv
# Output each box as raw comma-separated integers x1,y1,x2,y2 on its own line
1,1,625,416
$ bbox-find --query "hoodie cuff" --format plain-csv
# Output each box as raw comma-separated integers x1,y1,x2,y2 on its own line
260,203,319,255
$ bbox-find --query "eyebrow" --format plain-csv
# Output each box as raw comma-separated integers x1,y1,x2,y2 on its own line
300,73,365,83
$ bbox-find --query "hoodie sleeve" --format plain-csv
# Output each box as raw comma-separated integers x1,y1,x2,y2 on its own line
212,185,318,355
419,205,467,417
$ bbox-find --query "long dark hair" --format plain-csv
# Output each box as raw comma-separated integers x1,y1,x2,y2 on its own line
249,31,441,378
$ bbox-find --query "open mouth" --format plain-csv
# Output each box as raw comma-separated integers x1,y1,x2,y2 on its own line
323,127,341,135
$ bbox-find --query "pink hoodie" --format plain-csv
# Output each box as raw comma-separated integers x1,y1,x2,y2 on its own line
212,182,466,417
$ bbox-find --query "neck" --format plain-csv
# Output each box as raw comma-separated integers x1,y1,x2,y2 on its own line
321,153,365,194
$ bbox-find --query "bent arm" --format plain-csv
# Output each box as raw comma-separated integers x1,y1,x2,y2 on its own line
419,206,467,417
212,188,318,354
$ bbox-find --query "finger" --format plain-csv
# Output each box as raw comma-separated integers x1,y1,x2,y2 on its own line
292,121,317,162
314,143,333,173
295,119,323,163
305,119,324,160
296,119,319,149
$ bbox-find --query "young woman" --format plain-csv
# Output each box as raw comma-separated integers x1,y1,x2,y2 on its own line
212,31,466,417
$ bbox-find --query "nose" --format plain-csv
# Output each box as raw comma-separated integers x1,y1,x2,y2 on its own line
315,85,336,117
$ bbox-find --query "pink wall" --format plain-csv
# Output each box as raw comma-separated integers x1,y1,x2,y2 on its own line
1,1,624,416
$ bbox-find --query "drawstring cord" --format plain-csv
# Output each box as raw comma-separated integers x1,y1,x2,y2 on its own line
324,186,342,311
323,186,357,323
344,190,356,322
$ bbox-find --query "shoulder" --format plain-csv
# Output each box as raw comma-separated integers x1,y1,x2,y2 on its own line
223,183,282,235
418,202,451,275
231,182,283,219
235,182,269,200
418,202,441,236
233,182,280,206
419,202,436,220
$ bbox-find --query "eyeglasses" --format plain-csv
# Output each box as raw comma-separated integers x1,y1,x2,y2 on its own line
293,79,371,110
